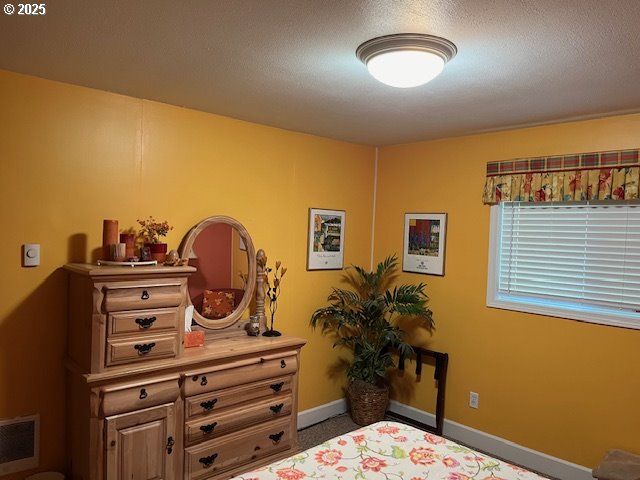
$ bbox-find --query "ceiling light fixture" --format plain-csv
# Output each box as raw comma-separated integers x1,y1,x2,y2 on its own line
356,33,457,88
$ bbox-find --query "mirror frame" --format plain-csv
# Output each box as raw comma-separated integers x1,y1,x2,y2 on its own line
180,215,257,330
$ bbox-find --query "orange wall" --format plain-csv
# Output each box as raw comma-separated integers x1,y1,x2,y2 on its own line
2,67,639,476
232,228,250,290
375,114,640,468
0,70,374,477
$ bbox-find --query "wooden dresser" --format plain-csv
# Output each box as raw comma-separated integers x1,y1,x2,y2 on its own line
64,263,306,480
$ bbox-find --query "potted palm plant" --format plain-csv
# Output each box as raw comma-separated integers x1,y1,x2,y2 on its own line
310,255,434,425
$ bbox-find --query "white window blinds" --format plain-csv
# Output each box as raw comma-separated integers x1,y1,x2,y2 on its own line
491,201,640,329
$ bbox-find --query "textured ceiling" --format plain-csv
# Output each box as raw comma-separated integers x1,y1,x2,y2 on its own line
1,1,640,146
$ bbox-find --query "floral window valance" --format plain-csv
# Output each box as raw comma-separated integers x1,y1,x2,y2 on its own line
482,149,639,204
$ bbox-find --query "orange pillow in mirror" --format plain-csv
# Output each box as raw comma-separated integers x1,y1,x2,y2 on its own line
202,290,235,319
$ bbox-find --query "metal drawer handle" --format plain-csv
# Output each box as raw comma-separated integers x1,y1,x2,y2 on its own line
269,431,284,444
199,453,218,468
135,316,156,329
200,376,208,386
139,388,148,400
270,382,284,392
200,399,218,411
270,403,284,414
280,360,286,368
199,422,218,434
134,342,156,355
166,436,174,455
141,290,150,300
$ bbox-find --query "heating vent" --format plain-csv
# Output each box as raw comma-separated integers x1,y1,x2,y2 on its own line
0,414,39,475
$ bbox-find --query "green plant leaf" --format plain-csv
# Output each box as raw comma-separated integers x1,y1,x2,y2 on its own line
309,253,434,385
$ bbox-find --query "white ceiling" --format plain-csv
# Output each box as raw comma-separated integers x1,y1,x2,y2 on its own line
1,1,640,146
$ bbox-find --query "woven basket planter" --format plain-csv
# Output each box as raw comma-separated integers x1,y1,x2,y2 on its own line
348,380,389,426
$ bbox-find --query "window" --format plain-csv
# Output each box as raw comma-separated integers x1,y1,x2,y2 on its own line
487,201,640,329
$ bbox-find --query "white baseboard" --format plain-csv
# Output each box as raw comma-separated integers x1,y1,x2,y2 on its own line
387,401,592,480
297,398,347,430
299,399,592,480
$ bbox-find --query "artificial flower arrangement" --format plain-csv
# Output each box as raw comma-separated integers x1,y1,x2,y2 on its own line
137,216,173,244
260,257,287,336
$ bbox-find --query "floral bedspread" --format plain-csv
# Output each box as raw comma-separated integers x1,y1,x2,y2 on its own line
234,421,547,480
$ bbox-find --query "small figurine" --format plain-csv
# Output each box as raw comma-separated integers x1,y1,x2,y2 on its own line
165,249,180,264
140,246,151,261
164,249,189,266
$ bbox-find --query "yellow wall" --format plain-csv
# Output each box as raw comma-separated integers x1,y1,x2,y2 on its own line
375,114,640,468
2,67,639,476
0,70,374,476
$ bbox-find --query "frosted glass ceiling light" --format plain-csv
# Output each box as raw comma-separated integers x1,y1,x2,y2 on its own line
356,34,457,88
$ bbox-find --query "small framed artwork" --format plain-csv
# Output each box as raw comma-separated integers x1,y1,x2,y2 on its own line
403,213,447,276
307,208,346,270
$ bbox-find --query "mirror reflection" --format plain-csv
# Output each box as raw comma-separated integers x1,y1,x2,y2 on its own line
188,223,249,320
180,215,257,331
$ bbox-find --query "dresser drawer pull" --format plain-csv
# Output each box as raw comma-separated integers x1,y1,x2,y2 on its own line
270,403,284,414
141,290,150,300
134,342,156,354
200,399,218,411
280,360,286,368
199,454,218,468
199,422,218,434
135,316,157,329
270,382,284,392
139,388,148,400
269,431,284,444
166,436,174,455
192,374,208,386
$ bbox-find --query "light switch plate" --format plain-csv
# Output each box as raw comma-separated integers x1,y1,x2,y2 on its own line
23,244,40,267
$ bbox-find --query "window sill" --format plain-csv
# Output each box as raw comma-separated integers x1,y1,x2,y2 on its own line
487,295,640,330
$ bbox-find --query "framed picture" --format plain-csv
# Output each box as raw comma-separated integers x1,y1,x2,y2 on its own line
403,213,447,276
307,208,345,270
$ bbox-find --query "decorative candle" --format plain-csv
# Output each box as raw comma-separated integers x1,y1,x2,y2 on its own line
119,233,135,259
111,243,126,262
102,220,118,260
248,315,260,336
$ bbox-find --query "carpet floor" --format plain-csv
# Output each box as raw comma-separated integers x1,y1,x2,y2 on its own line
298,414,360,451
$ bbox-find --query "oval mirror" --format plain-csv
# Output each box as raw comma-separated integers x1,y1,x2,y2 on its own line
180,216,256,329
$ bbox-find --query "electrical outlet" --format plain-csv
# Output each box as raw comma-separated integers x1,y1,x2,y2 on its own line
469,391,479,409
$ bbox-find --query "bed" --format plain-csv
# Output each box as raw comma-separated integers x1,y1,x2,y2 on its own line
233,421,548,480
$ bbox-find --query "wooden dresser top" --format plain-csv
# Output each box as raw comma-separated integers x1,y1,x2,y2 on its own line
64,262,196,277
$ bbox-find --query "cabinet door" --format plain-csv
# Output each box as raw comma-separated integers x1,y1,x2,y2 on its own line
105,403,177,480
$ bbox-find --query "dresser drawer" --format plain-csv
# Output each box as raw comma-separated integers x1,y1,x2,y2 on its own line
184,352,298,397
100,375,180,416
103,284,182,312
185,375,293,419
184,418,292,480
185,393,292,445
105,333,178,366
107,307,179,336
